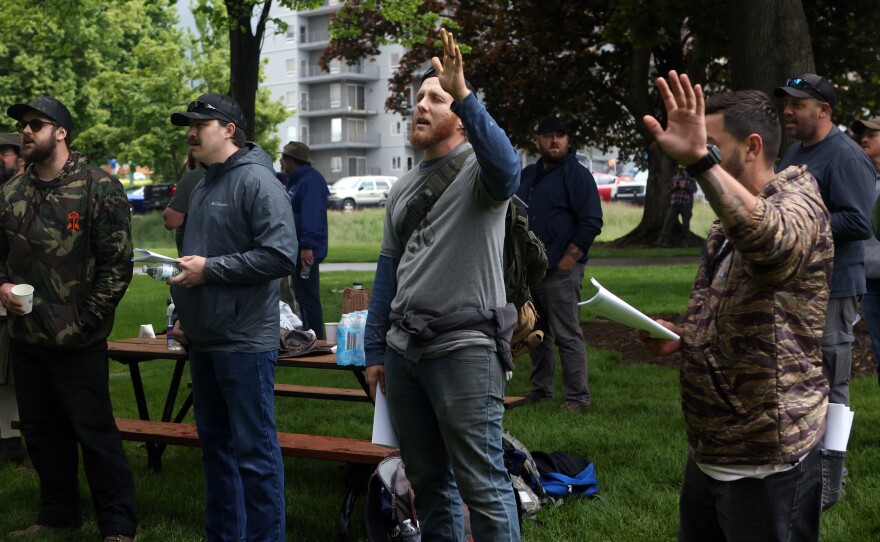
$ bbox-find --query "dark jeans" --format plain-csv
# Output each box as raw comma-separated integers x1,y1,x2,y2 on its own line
292,260,325,340
860,278,880,385
658,203,694,244
11,346,137,537
678,451,822,542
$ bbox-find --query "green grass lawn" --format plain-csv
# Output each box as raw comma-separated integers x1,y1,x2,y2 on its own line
3,265,879,541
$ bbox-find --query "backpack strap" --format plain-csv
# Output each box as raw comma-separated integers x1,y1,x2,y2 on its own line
396,147,475,245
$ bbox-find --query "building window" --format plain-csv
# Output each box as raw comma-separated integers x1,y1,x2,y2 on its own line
286,59,295,75
392,156,402,170
331,156,342,172
285,26,295,41
390,52,400,70
406,156,414,170
300,92,308,110
330,84,341,108
286,92,296,107
329,60,341,74
331,118,342,142
390,122,401,136
300,126,309,145
299,25,306,43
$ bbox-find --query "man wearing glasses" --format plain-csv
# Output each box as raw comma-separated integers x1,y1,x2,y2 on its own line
775,74,875,408
168,94,297,542
1,97,138,541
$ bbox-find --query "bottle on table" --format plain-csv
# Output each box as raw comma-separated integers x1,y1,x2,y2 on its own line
166,299,182,351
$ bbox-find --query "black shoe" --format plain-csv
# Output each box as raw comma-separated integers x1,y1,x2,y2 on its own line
560,400,591,413
523,392,553,405
0,437,26,466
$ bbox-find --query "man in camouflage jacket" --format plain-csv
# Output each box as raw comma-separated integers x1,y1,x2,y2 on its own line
0,97,137,542
641,77,832,541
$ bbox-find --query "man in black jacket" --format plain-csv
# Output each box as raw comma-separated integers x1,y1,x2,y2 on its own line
517,117,603,412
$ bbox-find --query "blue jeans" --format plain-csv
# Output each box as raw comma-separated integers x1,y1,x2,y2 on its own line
861,278,880,386
292,259,325,340
385,346,520,542
189,348,285,542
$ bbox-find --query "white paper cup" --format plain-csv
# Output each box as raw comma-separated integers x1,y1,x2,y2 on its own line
139,324,156,338
11,284,34,315
324,322,338,345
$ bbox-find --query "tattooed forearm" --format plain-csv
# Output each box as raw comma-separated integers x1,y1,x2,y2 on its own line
697,170,753,228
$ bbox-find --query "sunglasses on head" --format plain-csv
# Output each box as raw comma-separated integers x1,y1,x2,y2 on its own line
15,118,57,133
784,78,829,103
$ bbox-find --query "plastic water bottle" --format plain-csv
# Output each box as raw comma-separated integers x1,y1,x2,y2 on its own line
300,265,311,279
336,314,351,365
351,311,366,366
145,263,180,281
166,301,182,351
399,519,419,540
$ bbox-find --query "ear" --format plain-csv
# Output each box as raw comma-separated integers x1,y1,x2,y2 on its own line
55,125,67,143
817,102,832,117
225,123,237,139
744,133,763,163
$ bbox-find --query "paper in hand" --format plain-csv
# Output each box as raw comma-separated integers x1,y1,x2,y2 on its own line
579,278,680,341
371,387,399,448
132,248,179,265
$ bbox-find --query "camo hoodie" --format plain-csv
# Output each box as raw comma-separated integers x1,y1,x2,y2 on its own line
0,150,133,350
680,165,832,465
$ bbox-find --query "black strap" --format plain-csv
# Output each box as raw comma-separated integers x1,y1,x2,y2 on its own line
396,147,475,245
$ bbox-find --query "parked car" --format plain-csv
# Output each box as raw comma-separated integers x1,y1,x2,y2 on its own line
143,183,176,212
614,171,648,204
328,176,397,211
126,186,145,214
594,173,618,202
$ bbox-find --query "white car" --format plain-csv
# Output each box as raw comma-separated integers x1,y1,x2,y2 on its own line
614,170,648,204
327,176,397,211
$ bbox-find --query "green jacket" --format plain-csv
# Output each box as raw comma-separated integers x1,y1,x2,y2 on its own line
681,165,832,465
0,150,133,349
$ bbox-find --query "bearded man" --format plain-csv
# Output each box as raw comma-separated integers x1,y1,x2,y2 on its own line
2,96,137,541
516,116,603,412
364,29,523,541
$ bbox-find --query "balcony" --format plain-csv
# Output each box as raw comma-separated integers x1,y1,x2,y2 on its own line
299,29,330,51
308,131,381,150
299,97,377,117
298,0,343,18
300,64,380,82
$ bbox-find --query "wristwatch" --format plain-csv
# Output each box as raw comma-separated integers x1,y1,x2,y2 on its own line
685,144,722,177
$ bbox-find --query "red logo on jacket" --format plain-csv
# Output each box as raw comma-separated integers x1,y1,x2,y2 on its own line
67,210,80,231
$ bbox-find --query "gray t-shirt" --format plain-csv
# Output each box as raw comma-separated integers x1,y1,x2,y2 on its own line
381,143,508,358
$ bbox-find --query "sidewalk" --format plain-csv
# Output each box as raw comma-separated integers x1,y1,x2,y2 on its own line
321,257,699,272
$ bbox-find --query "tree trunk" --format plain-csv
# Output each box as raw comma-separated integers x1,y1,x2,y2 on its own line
226,0,273,141
727,0,814,152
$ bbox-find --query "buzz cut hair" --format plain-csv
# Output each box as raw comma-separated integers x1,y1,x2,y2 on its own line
705,90,781,163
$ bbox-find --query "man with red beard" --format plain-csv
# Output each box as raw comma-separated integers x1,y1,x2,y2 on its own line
775,74,875,408
364,29,522,541
1,96,137,541
516,116,603,412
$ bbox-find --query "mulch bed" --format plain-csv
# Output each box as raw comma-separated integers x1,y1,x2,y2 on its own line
583,314,878,379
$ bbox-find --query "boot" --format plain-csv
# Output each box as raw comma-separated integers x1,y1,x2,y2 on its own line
0,436,26,466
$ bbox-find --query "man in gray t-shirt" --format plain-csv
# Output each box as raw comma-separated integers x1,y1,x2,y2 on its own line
364,29,521,541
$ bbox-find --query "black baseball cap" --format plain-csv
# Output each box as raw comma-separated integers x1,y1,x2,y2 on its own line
171,93,247,129
7,96,74,133
537,116,568,135
773,73,836,109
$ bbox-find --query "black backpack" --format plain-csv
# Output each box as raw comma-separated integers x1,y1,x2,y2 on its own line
396,148,548,359
364,457,421,541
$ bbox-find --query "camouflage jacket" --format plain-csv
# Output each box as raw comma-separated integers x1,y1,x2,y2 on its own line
680,165,832,465
0,151,133,349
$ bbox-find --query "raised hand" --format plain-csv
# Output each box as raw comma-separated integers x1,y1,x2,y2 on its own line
642,70,708,166
430,28,470,103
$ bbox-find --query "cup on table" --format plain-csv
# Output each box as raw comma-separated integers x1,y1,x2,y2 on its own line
139,324,156,338
325,322,338,345
11,284,34,315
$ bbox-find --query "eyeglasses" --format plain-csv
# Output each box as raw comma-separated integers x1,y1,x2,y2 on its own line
784,78,829,103
15,118,58,133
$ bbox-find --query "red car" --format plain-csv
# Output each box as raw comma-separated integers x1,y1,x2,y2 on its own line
594,173,618,202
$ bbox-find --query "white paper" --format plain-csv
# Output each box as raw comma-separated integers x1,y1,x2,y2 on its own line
823,403,855,452
579,278,680,341
371,387,399,448
132,248,179,264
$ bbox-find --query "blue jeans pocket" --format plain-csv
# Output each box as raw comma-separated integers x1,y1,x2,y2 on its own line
820,448,846,511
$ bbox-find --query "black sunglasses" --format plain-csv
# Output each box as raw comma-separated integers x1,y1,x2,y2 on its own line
186,100,236,124
15,118,58,133
784,78,829,103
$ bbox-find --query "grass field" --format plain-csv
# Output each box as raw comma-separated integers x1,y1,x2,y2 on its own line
3,205,879,541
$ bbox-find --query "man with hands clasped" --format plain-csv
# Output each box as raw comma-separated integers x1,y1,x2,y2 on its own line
640,73,832,541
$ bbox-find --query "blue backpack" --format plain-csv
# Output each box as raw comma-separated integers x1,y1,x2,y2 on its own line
531,451,599,499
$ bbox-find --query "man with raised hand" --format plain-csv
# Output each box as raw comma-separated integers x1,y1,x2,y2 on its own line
364,29,521,541
640,73,832,541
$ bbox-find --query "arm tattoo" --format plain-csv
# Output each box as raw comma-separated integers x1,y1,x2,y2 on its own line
698,170,749,228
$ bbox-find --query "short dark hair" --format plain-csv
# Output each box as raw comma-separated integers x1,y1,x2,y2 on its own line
219,120,247,148
705,90,780,163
